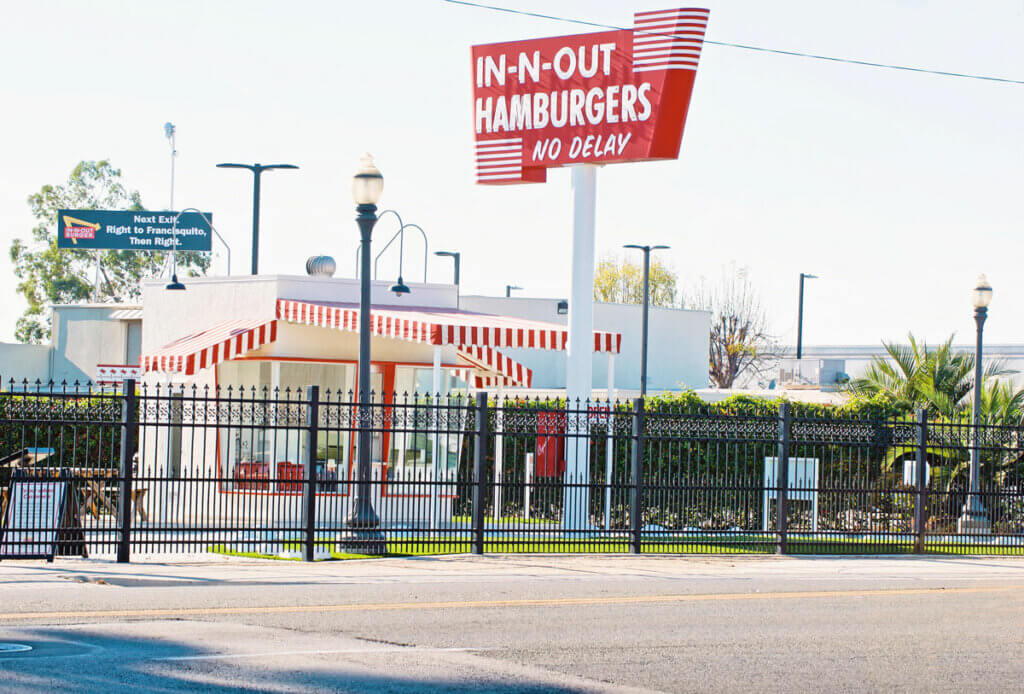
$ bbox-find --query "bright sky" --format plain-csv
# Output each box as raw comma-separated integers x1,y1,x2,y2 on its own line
0,0,1020,346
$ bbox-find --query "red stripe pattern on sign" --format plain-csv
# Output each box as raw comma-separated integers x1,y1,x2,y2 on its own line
632,7,710,73
476,137,524,184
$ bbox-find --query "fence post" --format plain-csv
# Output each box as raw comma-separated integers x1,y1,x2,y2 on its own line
630,397,644,555
472,391,488,555
776,402,791,555
914,408,928,554
302,386,320,562
116,379,138,564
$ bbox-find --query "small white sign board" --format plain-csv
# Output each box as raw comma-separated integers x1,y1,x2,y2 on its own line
763,457,819,532
902,459,931,486
0,480,67,559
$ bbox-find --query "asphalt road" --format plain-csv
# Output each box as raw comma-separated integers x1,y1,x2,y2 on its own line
1,554,1023,693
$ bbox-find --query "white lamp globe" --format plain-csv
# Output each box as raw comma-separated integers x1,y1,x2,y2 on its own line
351,153,383,205
972,274,993,309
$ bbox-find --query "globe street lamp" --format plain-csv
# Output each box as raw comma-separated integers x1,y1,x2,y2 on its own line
624,244,669,397
343,153,385,553
216,162,299,275
959,273,994,534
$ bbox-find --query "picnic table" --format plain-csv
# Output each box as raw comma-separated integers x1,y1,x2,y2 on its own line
79,470,148,522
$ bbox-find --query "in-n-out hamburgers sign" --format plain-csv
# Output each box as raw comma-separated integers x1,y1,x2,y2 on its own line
472,7,709,184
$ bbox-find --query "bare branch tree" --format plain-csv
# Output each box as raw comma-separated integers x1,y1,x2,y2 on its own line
688,265,777,388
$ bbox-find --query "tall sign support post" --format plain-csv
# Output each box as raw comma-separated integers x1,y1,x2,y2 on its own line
470,7,710,530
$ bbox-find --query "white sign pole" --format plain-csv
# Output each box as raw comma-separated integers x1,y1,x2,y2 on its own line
430,345,442,530
563,164,598,531
604,352,616,529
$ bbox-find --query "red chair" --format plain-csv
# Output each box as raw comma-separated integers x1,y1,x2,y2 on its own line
235,462,270,490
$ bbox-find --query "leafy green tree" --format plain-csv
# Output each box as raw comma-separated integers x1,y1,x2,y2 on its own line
593,254,678,307
9,160,209,343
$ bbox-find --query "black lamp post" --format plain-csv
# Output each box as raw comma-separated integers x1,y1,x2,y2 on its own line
624,244,669,397
343,153,385,552
216,162,298,275
959,274,993,534
796,272,818,360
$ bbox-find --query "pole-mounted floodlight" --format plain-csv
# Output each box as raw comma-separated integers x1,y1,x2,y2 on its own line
623,244,670,396
216,162,299,275
435,251,461,285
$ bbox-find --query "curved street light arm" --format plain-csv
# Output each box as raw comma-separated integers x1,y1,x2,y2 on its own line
371,210,404,279
374,228,405,280
401,224,429,283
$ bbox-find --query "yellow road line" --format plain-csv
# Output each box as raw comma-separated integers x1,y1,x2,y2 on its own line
2,584,1022,622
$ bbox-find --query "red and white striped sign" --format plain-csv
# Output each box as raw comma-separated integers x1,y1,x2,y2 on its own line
472,7,709,184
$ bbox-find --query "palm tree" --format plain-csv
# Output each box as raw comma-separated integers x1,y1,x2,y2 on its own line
847,333,1011,418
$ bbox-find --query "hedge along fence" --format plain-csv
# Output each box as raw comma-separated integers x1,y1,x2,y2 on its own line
468,391,1024,529
0,392,126,487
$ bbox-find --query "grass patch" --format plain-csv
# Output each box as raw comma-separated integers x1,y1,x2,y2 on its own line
206,534,1024,560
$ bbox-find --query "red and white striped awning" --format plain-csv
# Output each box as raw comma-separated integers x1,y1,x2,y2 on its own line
457,346,532,388
142,319,277,375
143,299,620,385
276,299,621,353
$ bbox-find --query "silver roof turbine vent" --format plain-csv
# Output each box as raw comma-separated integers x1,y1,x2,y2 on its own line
306,255,336,277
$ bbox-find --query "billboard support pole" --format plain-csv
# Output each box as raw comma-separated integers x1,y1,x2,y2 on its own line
563,164,597,532
92,251,101,302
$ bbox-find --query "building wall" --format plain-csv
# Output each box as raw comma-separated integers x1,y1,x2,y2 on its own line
0,342,51,383
459,296,710,392
50,305,138,384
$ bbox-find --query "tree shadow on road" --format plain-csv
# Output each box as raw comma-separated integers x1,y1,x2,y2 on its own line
0,626,588,694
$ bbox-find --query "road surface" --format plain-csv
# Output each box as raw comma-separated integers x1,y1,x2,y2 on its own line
1,554,1022,692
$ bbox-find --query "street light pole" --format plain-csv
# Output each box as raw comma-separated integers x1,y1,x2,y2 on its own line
506,285,522,298
344,153,385,553
796,272,817,360
959,274,993,534
436,251,461,309
216,162,299,275
624,244,669,397
435,251,460,286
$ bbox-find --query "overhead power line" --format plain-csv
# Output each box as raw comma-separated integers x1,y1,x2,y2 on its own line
444,0,1024,86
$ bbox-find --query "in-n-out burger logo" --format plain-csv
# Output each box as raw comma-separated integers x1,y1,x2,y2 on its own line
61,214,100,242
472,7,709,184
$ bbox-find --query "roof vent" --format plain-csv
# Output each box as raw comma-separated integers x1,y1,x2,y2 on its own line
306,255,336,277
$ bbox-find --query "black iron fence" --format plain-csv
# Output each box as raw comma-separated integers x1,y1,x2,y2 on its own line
1,379,1023,561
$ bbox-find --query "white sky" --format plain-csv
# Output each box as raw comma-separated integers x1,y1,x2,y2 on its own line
0,0,1020,346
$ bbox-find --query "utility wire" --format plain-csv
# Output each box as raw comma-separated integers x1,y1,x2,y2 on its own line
444,0,1024,86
